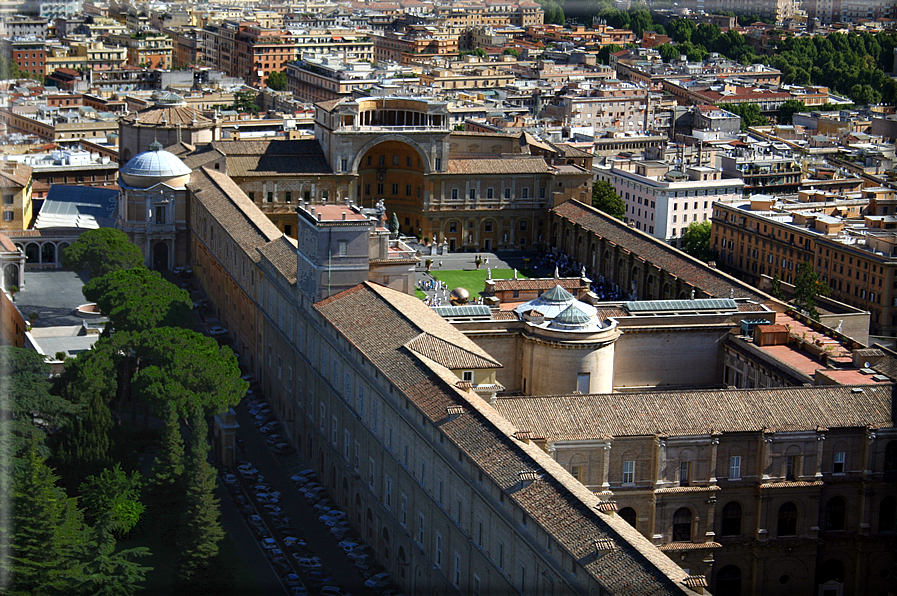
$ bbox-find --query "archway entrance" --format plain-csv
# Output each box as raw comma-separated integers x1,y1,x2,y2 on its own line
357,140,427,238
152,242,169,271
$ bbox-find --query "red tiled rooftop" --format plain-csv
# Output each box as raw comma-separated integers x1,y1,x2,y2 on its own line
304,205,368,222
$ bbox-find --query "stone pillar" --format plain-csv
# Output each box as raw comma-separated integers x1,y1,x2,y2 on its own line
655,435,667,489
815,429,826,479
601,439,612,490
709,433,720,486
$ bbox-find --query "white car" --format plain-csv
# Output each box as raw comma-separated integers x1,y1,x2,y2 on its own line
208,325,228,337
364,573,391,590
261,538,277,550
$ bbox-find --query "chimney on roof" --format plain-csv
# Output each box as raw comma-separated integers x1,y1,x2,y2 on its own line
342,212,346,220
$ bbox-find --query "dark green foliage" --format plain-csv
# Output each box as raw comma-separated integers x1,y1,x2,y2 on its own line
176,417,224,582
61,228,144,278
4,439,88,595
70,519,152,596
770,273,784,299
680,221,715,262
389,212,400,238
231,91,260,113
266,71,287,91
56,392,113,483
0,346,76,463
598,44,623,65
129,327,247,418
793,261,831,321
83,268,192,333
592,180,625,219
667,19,696,43
146,404,186,542
539,0,565,25
718,103,768,131
79,463,145,538
503,48,521,57
777,99,806,125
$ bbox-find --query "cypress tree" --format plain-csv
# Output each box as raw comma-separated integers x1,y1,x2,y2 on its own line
56,392,112,483
146,403,185,543
176,416,224,582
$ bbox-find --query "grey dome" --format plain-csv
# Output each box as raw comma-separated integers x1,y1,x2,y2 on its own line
541,285,574,303
151,90,187,106
548,304,603,331
515,284,598,320
119,144,191,188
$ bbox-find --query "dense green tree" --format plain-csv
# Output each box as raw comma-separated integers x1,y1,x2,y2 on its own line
598,43,623,65
61,228,144,278
129,327,246,418
693,23,721,50
680,221,715,262
70,519,151,596
55,392,113,484
592,180,625,219
667,19,696,43
0,346,76,463
777,99,807,125
4,439,88,595
793,261,831,320
718,102,768,131
503,48,521,57
79,464,145,538
770,272,784,300
266,71,287,91
146,403,186,542
83,268,192,333
232,90,260,114
389,212,400,238
176,417,224,582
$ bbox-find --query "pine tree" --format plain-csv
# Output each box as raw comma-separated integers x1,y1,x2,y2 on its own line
146,403,185,543
176,416,224,582
56,391,113,484
4,439,88,595
70,516,152,596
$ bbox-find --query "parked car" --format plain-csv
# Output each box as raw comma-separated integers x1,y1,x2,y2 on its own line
320,587,352,596
255,493,280,505
339,540,362,553
208,325,228,337
261,538,277,550
222,473,237,486
295,556,323,570
283,573,303,588
283,536,306,549
262,504,283,515
260,422,280,434
274,443,296,455
365,573,391,591
266,434,284,445
306,571,335,587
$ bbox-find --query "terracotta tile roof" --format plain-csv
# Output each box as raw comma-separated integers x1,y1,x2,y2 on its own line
493,385,894,439
211,139,327,157
446,156,551,175
491,310,518,320
181,147,225,170
0,234,17,252
655,485,721,494
551,142,594,158
188,166,282,263
0,163,31,188
122,105,212,126
552,200,768,301
759,480,825,489
316,283,697,595
491,277,586,292
257,236,298,283
596,306,628,319
226,155,333,176
406,332,501,369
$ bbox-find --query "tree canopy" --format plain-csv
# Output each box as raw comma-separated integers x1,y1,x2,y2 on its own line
592,180,625,220
266,71,287,91
232,91,260,114
61,228,144,278
680,221,715,262
79,464,145,538
82,268,192,333
718,103,768,131
793,261,831,320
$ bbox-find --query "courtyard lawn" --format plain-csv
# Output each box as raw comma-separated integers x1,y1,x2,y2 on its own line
431,268,534,298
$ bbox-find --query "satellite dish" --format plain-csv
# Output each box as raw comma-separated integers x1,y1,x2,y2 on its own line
865,362,871,368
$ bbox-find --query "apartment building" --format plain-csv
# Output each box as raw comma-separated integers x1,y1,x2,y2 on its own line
108,30,173,69
595,159,743,243
711,189,897,337
541,80,658,133
285,54,417,103
0,161,32,231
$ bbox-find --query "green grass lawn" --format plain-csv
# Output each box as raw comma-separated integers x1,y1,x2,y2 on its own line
430,268,534,297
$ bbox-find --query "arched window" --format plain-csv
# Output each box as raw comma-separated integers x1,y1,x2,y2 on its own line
885,441,897,472
824,496,846,531
721,501,742,536
672,507,692,542
879,496,896,533
777,502,798,536
619,507,637,528
715,565,742,596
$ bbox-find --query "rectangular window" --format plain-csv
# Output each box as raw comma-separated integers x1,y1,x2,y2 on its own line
338,240,347,256
331,416,338,445
4,211,14,221
576,373,589,394
392,183,399,195
435,533,442,568
419,461,426,488
504,188,511,199
521,187,529,199
570,465,582,481
469,188,476,201
369,458,375,489
3,195,13,205
729,455,741,480
454,553,461,587
354,441,360,470
679,461,690,487
833,451,845,474
417,513,425,545
319,401,326,431
344,429,350,460
435,158,441,170
385,476,392,509
498,540,504,569
451,188,458,200
401,494,408,526
406,184,411,196
474,575,481,596
520,565,527,594
623,460,635,484
487,188,494,199
341,158,348,171
267,192,273,203
785,455,797,481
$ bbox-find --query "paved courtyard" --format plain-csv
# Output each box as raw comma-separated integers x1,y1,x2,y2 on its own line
15,269,91,327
